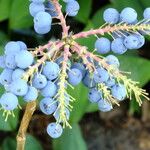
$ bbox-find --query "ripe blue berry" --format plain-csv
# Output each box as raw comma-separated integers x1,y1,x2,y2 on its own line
40,98,57,115
0,56,6,68
42,62,60,80
93,67,109,83
98,99,113,112
105,77,116,88
15,50,34,69
111,38,127,54
95,38,111,54
0,68,13,85
29,2,45,17
5,55,16,69
68,68,83,86
24,86,38,102
105,55,120,68
17,41,27,50
103,8,119,24
66,0,80,16
31,0,45,3
34,11,52,28
82,72,96,88
5,41,20,55
54,108,70,122
46,1,58,17
32,74,47,89
10,79,28,96
88,88,102,103
12,69,25,81
71,62,86,77
111,84,126,101
41,81,57,97
135,34,145,49
34,24,51,34
143,8,150,19
0,93,18,110
47,122,63,138
63,0,75,3
120,7,137,24
124,34,140,49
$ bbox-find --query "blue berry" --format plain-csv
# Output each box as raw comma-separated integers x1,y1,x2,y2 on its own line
111,38,127,54
105,55,120,68
98,99,113,112
0,56,6,68
47,122,63,138
10,79,28,96
12,69,25,81
0,68,13,85
34,24,51,34
82,72,96,88
29,2,45,17
31,0,45,3
120,7,137,24
32,74,47,89
42,62,60,80
68,68,83,86
111,84,126,101
143,8,150,19
95,38,111,54
15,50,34,69
46,1,58,17
88,88,102,103
71,62,86,77
54,108,70,122
5,41,20,55
93,67,109,83
5,55,16,69
66,0,80,16
124,34,140,49
24,86,38,102
0,93,18,110
103,8,119,24
34,11,52,28
17,41,27,50
41,81,57,97
105,77,116,88
40,98,57,115
135,33,145,49
63,0,75,2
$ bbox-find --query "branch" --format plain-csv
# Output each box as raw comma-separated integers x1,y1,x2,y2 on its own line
72,23,150,39
16,101,36,150
52,0,69,37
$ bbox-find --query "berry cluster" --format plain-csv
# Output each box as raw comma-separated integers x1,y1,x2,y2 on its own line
95,7,150,54
0,0,150,140
29,0,79,34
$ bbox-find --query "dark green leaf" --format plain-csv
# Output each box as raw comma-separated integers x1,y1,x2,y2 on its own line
75,0,92,24
68,83,89,124
0,0,12,21
2,137,16,150
53,123,87,150
9,0,33,29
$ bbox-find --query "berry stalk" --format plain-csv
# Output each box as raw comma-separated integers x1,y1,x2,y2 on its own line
16,101,36,150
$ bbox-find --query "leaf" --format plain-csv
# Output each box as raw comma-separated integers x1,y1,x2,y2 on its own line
75,0,92,24
53,123,87,150
9,0,33,29
68,83,89,124
2,137,16,150
0,0,12,21
2,134,43,150
25,134,43,150
139,0,150,7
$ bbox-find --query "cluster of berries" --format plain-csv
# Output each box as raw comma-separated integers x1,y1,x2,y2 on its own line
29,0,80,34
0,0,150,139
95,7,150,54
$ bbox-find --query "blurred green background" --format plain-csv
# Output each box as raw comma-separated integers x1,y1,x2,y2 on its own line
0,0,150,150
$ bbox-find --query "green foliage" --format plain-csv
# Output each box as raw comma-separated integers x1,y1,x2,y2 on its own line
53,123,87,150
2,134,43,150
